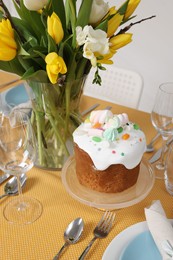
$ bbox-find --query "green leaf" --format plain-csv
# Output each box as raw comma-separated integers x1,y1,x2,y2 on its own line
65,0,71,29
0,10,3,19
32,50,46,60
17,45,30,56
117,0,130,15
76,0,93,27
13,0,46,40
47,33,57,53
22,69,48,82
0,58,25,76
96,19,108,32
60,42,74,69
18,55,35,71
65,0,77,47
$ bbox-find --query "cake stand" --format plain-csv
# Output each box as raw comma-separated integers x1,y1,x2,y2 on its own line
61,156,155,210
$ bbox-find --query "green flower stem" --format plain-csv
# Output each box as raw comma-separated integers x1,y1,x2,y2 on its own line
65,80,71,139
76,59,90,79
35,112,45,166
47,114,69,156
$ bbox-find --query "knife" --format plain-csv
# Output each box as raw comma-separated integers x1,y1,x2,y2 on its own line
0,78,20,89
149,137,173,164
81,103,100,116
0,173,10,184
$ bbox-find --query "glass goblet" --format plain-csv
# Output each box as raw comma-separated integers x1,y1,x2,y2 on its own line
0,109,42,224
151,82,173,179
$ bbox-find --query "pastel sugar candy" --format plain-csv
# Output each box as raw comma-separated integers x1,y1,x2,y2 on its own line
117,113,129,125
90,110,113,125
103,127,118,141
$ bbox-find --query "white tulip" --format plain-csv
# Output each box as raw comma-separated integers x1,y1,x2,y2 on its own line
89,0,109,24
23,0,48,11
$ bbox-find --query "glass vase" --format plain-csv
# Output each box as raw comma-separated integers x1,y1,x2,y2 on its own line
25,76,86,170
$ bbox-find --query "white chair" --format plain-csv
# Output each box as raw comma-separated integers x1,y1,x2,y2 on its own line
84,66,143,109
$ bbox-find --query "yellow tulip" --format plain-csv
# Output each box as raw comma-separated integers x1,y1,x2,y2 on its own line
45,52,67,84
108,6,117,16
47,12,64,44
107,13,123,38
124,0,141,20
96,53,114,65
109,33,132,51
0,19,17,61
97,33,132,65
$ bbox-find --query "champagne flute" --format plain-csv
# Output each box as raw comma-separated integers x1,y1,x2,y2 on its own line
151,82,173,179
0,109,42,224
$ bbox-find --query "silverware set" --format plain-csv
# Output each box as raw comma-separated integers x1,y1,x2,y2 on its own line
147,135,173,164
53,211,115,260
78,211,115,260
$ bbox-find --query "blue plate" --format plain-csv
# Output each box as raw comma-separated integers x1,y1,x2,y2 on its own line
5,84,29,108
120,231,162,260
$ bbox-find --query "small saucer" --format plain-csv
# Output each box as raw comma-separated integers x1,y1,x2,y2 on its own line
61,156,155,210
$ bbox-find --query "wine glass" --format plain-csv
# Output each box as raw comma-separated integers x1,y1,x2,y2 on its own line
0,109,42,224
0,94,4,125
151,82,173,179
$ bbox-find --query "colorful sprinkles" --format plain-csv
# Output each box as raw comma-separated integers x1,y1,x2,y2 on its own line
92,136,102,142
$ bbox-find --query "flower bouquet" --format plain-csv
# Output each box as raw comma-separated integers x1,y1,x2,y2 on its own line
0,0,154,169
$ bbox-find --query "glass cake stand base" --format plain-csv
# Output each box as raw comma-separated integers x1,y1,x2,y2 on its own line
61,156,155,210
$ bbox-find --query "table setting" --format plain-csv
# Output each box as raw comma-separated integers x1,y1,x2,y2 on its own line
0,0,173,259
1,80,173,259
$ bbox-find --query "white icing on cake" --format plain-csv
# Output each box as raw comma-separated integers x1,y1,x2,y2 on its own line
73,110,146,170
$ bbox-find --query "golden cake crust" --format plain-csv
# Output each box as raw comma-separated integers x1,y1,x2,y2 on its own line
74,144,140,193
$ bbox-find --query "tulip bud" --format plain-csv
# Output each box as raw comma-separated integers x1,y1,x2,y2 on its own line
124,0,141,20
23,0,48,11
47,12,64,44
89,0,109,24
109,33,132,51
0,19,17,61
107,13,123,38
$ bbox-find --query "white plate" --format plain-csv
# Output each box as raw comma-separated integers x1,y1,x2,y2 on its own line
102,220,173,260
61,156,155,210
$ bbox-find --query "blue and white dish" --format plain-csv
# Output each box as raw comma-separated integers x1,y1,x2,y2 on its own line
5,83,29,108
119,231,161,260
102,221,173,260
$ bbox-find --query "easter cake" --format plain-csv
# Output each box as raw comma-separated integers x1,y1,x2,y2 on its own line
73,110,146,193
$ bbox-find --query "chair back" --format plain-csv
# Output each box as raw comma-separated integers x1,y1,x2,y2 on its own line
84,66,143,109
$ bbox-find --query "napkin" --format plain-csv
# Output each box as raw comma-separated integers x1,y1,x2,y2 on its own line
145,200,173,260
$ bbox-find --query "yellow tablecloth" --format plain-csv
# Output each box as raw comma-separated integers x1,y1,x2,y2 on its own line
0,72,172,260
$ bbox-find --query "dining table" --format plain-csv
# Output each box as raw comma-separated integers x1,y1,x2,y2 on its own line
0,71,172,260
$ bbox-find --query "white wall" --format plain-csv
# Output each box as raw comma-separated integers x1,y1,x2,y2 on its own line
108,0,173,113
6,0,173,113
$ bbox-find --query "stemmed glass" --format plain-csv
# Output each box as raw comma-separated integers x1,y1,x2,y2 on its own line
151,82,173,179
0,109,42,224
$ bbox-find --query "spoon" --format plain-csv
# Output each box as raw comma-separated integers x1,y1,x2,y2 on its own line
53,217,84,260
0,173,27,199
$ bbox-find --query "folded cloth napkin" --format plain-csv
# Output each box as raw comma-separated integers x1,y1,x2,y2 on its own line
145,200,173,260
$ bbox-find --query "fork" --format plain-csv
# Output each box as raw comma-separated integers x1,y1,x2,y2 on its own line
78,211,116,260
